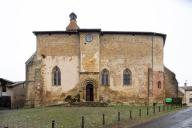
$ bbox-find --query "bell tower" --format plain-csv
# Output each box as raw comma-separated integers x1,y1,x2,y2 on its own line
66,12,79,31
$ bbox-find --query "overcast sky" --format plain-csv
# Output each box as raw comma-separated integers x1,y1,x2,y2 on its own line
0,0,192,86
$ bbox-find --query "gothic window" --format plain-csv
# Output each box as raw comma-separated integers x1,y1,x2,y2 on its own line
158,81,161,89
52,66,61,86
101,69,109,85
123,69,131,85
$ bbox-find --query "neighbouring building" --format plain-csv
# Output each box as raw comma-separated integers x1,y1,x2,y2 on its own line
0,78,26,108
179,84,192,106
25,12,178,107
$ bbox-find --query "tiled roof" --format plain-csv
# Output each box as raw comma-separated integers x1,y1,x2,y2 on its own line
7,81,25,87
0,78,14,84
180,86,192,91
25,52,36,65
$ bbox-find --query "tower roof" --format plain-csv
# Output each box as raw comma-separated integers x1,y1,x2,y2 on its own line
66,12,79,31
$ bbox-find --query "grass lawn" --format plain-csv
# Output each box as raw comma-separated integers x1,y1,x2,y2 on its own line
0,105,183,128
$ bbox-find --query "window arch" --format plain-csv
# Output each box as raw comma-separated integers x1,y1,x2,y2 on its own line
158,81,161,89
123,69,131,85
52,66,61,86
101,69,109,85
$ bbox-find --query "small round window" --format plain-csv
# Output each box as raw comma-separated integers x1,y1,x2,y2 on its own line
85,34,93,42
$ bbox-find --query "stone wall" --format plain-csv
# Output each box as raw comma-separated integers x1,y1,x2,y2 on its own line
42,56,79,103
25,53,36,107
26,32,166,106
80,32,100,72
100,34,164,103
164,67,178,98
37,34,79,56
10,83,26,108
36,34,80,105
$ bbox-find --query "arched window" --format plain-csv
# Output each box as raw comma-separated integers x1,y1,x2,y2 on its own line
52,66,61,86
123,69,131,85
101,69,109,85
158,81,161,89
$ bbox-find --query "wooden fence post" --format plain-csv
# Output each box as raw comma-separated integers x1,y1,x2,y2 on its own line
52,120,55,128
139,109,141,117
118,112,120,121
81,116,84,128
147,107,149,116
130,110,132,119
102,114,105,125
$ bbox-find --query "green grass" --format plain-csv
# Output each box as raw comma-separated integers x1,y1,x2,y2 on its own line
0,105,183,128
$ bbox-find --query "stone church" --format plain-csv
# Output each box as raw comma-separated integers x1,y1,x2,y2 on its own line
25,13,178,107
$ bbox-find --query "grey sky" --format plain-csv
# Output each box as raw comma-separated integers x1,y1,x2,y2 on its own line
0,0,192,86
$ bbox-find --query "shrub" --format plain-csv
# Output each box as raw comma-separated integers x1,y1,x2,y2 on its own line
65,94,80,103
65,95,72,103
182,103,187,106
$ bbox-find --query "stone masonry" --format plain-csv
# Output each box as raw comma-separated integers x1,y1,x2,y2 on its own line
25,13,178,107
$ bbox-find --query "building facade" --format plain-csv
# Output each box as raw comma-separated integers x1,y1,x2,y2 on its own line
179,85,192,106
0,78,26,108
25,13,178,107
